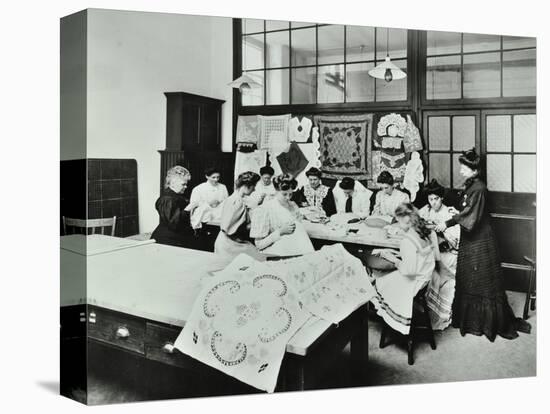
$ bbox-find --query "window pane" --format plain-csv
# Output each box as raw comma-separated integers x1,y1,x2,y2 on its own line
242,34,264,70
503,36,536,49
291,67,316,104
452,154,466,189
266,20,289,31
318,25,345,64
503,49,536,97
266,69,289,105
426,55,461,99
427,31,461,56
463,33,501,53
487,154,512,191
513,114,537,152
291,21,316,28
346,26,375,62
428,116,451,151
317,65,345,103
375,59,407,101
463,52,501,98
265,31,290,68
346,62,375,102
241,71,264,106
376,28,407,60
291,28,316,66
514,155,536,193
452,116,476,151
243,19,264,34
429,153,451,187
486,115,511,152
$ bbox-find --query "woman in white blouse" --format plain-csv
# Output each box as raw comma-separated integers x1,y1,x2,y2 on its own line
189,166,229,228
249,174,314,257
372,171,410,217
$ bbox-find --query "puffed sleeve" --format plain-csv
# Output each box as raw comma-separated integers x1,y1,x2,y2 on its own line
249,206,271,239
155,196,191,231
372,191,383,216
445,187,486,232
400,190,410,203
189,184,201,205
220,184,229,201
397,238,418,277
322,188,337,217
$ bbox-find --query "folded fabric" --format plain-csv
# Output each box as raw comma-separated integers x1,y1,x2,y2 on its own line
276,141,309,178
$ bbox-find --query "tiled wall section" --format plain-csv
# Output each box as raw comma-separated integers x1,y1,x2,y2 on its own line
87,159,139,237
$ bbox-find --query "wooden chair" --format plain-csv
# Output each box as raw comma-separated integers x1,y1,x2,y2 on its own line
62,216,117,236
523,256,536,320
379,285,436,365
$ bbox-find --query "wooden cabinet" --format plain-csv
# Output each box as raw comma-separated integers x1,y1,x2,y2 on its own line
165,92,225,152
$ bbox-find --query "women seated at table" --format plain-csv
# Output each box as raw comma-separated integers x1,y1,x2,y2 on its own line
250,173,314,257
214,171,266,261
419,179,460,330
333,177,372,218
292,167,337,217
189,166,229,228
369,203,439,335
372,171,410,217
151,166,198,247
247,166,276,208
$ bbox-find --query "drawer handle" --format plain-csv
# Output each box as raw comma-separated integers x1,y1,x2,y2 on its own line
115,326,130,339
162,342,175,354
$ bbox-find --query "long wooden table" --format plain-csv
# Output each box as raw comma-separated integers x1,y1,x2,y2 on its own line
60,235,369,400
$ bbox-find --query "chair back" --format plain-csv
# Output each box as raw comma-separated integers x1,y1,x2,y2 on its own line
62,216,117,236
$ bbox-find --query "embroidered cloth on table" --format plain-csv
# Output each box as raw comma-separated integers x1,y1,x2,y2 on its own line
174,254,309,393
288,116,313,142
276,141,309,178
259,114,290,154
314,114,374,180
236,115,260,144
263,244,376,324
234,150,268,182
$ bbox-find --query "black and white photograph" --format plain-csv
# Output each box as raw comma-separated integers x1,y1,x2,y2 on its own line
57,6,540,405
3,0,547,412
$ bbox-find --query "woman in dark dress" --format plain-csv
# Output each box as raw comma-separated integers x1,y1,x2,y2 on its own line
151,166,198,247
435,148,530,341
292,167,337,217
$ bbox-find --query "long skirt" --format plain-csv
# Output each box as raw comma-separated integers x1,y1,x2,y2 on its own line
426,252,457,330
371,271,430,335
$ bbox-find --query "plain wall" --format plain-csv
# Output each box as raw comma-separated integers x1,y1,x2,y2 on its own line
60,10,87,160
85,9,234,233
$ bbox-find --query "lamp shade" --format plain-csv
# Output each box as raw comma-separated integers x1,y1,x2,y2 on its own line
228,73,262,89
368,56,407,82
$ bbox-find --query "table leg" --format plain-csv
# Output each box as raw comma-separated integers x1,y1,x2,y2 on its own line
349,304,369,383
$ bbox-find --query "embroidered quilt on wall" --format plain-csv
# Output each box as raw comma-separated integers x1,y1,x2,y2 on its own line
314,114,374,180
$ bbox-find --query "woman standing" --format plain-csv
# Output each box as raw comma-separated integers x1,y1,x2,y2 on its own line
151,166,198,247
250,173,315,257
370,203,439,335
214,171,265,261
435,148,530,341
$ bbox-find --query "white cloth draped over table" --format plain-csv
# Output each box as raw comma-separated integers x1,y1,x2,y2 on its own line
189,182,228,229
174,244,376,392
332,179,373,217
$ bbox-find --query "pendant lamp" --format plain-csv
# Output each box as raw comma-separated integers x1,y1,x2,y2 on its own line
228,73,262,92
368,28,407,83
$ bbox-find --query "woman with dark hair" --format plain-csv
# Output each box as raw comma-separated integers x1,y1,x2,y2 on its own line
435,148,530,340
151,166,198,247
372,171,410,217
189,166,229,228
248,165,276,207
292,167,337,217
250,173,314,256
370,202,439,335
214,171,265,261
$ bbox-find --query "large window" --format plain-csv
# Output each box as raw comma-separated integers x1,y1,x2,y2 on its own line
425,31,536,100
241,19,408,106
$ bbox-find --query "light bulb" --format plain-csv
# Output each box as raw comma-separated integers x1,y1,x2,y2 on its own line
384,68,393,83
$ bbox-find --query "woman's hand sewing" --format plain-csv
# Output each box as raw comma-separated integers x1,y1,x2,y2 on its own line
280,222,296,235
